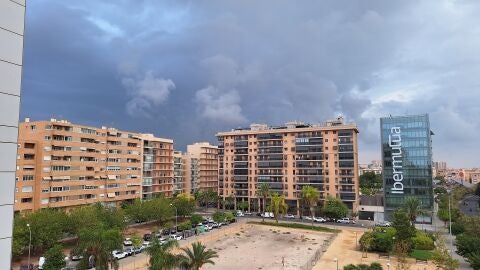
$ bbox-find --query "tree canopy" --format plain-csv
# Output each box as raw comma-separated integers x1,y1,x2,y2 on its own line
322,196,349,219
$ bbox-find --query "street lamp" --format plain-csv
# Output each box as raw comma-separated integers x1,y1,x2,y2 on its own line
170,203,178,232
27,223,32,269
447,189,453,253
334,257,338,270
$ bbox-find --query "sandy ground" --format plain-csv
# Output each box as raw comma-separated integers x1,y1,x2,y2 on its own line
315,229,438,270
202,225,332,270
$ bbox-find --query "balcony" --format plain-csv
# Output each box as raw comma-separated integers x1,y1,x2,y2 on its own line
257,134,282,140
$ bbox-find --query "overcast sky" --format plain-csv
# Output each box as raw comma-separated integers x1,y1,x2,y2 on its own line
21,0,480,168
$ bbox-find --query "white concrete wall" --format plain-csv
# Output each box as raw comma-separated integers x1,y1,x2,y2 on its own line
0,0,25,268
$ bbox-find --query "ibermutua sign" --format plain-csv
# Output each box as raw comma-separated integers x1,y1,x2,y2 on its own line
389,127,404,194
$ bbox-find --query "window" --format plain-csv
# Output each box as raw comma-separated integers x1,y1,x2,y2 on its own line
21,186,33,192
23,175,34,181
41,199,49,204
44,136,51,141
21,198,33,203
30,125,36,130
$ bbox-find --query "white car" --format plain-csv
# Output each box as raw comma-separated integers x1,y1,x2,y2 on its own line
377,221,391,227
123,238,133,246
236,210,244,217
170,234,183,241
268,212,274,218
304,216,313,220
284,214,296,219
112,250,127,260
337,218,355,224
314,217,326,223
142,241,151,248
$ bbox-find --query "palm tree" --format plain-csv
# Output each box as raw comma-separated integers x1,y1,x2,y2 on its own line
76,226,123,270
404,197,425,224
270,193,288,223
256,183,270,222
179,242,218,270
301,185,320,227
146,238,181,270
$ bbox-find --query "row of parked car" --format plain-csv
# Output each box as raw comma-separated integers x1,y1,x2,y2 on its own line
111,216,236,260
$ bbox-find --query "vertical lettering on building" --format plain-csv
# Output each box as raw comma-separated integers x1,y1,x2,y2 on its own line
389,127,403,194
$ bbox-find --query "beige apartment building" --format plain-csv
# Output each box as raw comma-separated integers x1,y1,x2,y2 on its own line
140,134,174,199
14,118,173,213
182,143,219,194
173,150,185,194
216,117,359,215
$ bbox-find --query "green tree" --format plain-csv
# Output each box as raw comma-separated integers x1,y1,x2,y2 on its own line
76,226,123,270
391,209,415,245
237,201,249,212
174,193,195,217
43,244,66,270
322,196,348,220
270,193,288,223
435,186,448,195
359,231,375,257
403,197,425,224
179,242,218,270
147,238,181,270
212,211,226,223
301,185,320,227
432,236,459,270
131,234,143,256
190,214,203,225
21,209,69,252
359,172,383,195
257,183,270,222
466,253,480,270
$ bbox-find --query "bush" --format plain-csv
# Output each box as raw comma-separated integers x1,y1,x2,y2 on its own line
412,232,435,250
343,263,383,270
372,233,394,252
451,222,465,235
177,221,192,231
248,221,338,233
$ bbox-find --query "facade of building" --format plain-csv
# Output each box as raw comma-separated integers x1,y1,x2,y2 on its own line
140,134,174,199
173,150,185,194
185,142,219,194
380,114,434,222
433,161,447,178
0,0,26,267
216,117,360,215
14,119,173,213
359,160,382,176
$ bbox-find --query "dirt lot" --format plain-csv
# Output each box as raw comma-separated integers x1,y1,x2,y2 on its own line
202,224,332,270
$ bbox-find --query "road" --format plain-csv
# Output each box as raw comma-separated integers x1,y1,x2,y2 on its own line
459,194,480,216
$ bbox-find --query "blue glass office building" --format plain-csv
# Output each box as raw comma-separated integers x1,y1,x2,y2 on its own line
381,114,434,222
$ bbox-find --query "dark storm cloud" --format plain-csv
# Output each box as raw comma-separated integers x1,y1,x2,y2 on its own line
21,0,480,167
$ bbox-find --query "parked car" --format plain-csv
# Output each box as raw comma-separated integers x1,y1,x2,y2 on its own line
170,234,183,241
143,233,152,241
134,245,145,253
314,217,326,223
284,213,296,219
142,241,151,248
124,247,135,256
112,250,128,260
377,221,391,227
236,210,244,217
123,238,133,246
304,216,313,220
60,267,75,270
38,256,45,269
268,212,274,218
337,218,355,224
70,253,84,261
244,211,252,215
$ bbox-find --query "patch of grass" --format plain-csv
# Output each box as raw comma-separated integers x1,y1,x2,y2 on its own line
248,221,339,233
409,249,433,260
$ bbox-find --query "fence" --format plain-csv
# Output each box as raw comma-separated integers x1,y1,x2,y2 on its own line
299,232,338,270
